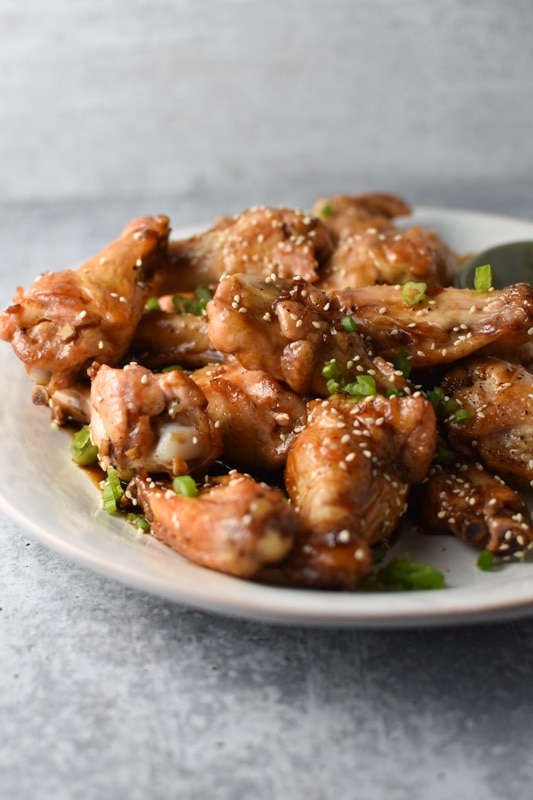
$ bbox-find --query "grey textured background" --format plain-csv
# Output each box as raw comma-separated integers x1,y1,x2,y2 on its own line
2,2,533,799
2,0,533,214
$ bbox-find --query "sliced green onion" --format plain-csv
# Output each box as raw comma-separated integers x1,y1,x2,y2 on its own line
126,512,151,533
454,408,473,422
320,203,334,217
426,386,458,418
172,284,212,316
341,315,358,332
161,364,184,373
172,475,198,497
434,445,457,464
70,425,99,466
474,264,492,293
145,296,161,311
326,378,342,395
477,549,495,571
344,375,377,398
322,360,344,380
386,388,404,398
360,554,445,591
102,467,124,514
402,281,427,306
394,349,412,379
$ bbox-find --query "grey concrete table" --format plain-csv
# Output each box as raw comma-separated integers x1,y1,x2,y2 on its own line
1,191,533,800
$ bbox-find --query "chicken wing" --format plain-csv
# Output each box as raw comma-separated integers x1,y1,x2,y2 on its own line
134,471,297,578
441,356,533,487
150,206,334,295
414,455,533,559
207,273,406,397
311,192,411,241
281,393,436,588
193,362,308,471
89,362,222,480
336,282,533,369
131,309,223,370
316,225,458,292
0,215,170,390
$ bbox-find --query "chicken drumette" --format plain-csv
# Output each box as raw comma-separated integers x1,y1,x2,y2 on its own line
0,215,170,391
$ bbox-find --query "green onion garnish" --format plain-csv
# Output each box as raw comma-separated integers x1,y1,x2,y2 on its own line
344,375,377,399
474,264,492,293
161,365,184,373
102,467,125,514
126,512,150,532
145,296,161,311
402,281,427,305
454,408,473,422
477,549,495,571
434,445,457,464
172,475,198,497
359,554,446,591
172,284,212,316
394,349,412,379
426,386,458,418
320,203,334,217
70,425,99,466
341,315,358,332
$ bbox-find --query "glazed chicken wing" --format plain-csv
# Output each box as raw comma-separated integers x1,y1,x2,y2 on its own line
311,192,411,240
415,454,533,559
151,206,334,295
336,282,533,369
207,273,406,397
317,225,458,292
280,393,436,589
0,215,170,390
89,362,222,480
134,471,297,578
131,309,223,370
441,356,533,487
193,362,308,471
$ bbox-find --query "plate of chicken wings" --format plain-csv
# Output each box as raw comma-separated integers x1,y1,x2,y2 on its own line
2,194,533,627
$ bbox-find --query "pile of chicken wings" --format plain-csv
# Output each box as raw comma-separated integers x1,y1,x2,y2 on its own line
2,192,533,589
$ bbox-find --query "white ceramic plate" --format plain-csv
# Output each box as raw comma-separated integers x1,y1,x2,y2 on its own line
2,207,533,628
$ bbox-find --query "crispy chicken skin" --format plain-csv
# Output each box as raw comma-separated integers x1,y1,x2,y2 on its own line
441,356,533,487
207,273,406,398
414,455,533,558
336,282,533,369
193,363,308,471
131,309,223,370
89,362,222,480
281,393,437,588
134,471,297,578
150,206,334,295
0,215,170,390
316,226,458,292
311,192,411,241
